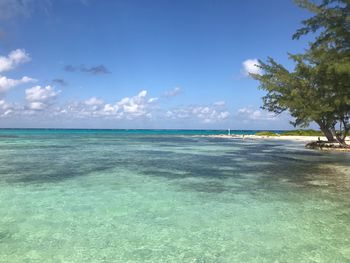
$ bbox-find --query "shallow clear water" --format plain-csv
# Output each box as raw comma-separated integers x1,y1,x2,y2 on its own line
0,130,349,262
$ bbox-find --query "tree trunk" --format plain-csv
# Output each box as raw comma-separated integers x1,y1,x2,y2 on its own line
332,126,349,148
323,128,336,142
337,138,349,147
317,121,335,142
340,119,349,147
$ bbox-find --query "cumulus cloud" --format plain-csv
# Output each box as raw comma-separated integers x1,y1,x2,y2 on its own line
147,97,158,103
0,49,36,97
26,85,59,101
25,85,60,110
0,76,36,93
236,107,276,121
163,87,182,98
242,59,261,76
0,83,234,127
84,97,104,106
115,90,156,118
57,90,158,120
0,49,30,73
213,101,226,107
166,102,230,123
27,102,47,111
64,64,110,75
0,99,14,116
84,97,105,111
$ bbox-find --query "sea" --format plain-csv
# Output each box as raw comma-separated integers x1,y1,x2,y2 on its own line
0,129,349,262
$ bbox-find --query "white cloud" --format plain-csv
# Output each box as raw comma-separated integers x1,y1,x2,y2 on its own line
0,84,232,126
0,99,25,117
147,97,158,103
138,90,147,97
0,75,36,93
25,85,60,111
242,58,261,76
116,90,153,118
0,49,35,96
26,85,59,102
213,101,226,106
163,87,181,98
237,107,276,121
84,97,104,106
28,102,46,111
166,102,230,123
0,99,10,109
103,103,118,114
0,49,30,73
0,99,13,116
57,90,158,120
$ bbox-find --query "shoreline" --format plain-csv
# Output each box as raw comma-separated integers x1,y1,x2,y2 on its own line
196,134,350,151
196,134,328,142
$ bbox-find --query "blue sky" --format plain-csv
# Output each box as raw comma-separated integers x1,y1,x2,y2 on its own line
0,0,313,129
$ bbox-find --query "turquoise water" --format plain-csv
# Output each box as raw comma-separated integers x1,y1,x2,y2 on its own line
0,130,349,262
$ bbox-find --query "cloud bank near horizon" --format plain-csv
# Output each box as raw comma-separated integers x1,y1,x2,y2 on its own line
0,48,292,128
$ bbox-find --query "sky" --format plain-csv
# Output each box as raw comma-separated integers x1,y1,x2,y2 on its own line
0,0,314,129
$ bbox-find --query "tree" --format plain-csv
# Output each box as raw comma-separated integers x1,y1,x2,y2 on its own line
293,0,350,146
252,52,339,142
293,0,350,52
252,0,350,146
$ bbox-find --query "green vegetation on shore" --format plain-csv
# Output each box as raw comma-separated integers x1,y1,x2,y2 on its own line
255,130,324,136
255,131,279,136
280,130,323,136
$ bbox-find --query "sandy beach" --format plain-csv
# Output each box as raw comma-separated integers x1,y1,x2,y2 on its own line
196,134,326,142
197,134,350,143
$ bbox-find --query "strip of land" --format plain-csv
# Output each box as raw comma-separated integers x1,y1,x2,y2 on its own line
197,134,350,151
198,134,328,141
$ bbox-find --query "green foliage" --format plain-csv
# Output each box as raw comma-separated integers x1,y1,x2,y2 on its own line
255,131,278,136
252,0,350,145
293,0,350,52
280,130,323,136
252,52,340,128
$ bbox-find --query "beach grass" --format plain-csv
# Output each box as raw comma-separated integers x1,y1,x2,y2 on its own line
280,129,323,136
255,131,279,136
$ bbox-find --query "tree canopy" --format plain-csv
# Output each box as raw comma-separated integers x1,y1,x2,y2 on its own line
293,0,350,52
252,0,350,146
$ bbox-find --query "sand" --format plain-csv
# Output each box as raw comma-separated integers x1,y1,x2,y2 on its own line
197,134,350,143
